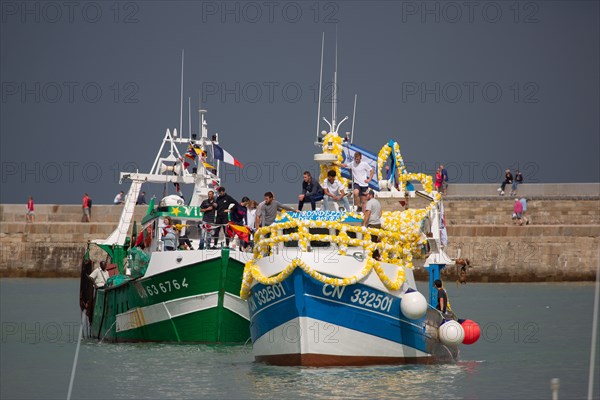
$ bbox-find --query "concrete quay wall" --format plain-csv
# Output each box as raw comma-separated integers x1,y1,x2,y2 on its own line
1,189,598,280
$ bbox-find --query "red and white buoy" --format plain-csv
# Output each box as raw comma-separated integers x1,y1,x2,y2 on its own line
460,319,481,345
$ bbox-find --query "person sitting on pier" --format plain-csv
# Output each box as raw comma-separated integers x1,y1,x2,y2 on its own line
498,169,513,196
298,171,324,211
89,261,109,288
113,191,125,205
511,170,523,196
323,170,351,211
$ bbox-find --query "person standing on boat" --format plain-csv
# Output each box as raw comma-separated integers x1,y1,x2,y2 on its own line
255,192,296,228
89,261,109,288
82,193,91,222
26,196,35,223
199,190,218,249
213,187,239,247
337,151,374,212
323,170,351,211
298,171,324,211
246,200,258,250
434,279,448,313
362,190,382,260
161,216,177,251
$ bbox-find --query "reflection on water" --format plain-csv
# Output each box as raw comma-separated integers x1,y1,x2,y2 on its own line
247,361,480,399
1,279,598,400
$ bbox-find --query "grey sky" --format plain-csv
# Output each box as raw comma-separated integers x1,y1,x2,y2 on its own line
1,1,598,205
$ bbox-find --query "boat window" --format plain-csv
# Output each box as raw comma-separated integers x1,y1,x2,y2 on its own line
283,227,298,247
309,228,330,248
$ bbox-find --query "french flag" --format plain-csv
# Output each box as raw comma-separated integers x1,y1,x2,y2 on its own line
213,144,243,168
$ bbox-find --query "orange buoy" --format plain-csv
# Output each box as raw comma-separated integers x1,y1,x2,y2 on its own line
461,319,481,345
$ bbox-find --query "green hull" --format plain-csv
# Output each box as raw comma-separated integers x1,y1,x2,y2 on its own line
90,249,250,343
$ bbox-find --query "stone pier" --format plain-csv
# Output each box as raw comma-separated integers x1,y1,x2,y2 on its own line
1,183,598,280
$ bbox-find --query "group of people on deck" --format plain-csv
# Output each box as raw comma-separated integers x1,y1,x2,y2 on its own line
197,186,297,251
297,151,374,213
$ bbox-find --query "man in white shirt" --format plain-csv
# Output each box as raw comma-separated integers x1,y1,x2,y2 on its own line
338,151,374,212
363,190,382,260
89,261,109,288
113,191,124,205
322,170,351,211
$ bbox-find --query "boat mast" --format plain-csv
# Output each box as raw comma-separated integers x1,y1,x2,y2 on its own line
332,28,338,133
179,49,184,140
315,32,325,145
351,94,357,143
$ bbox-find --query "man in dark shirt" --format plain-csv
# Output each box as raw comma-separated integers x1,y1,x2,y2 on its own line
199,190,218,249
136,191,147,205
230,196,249,226
297,171,324,211
213,187,239,247
435,279,448,313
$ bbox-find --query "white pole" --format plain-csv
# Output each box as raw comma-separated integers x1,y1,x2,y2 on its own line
551,378,560,400
179,49,184,139
188,97,191,140
316,33,324,143
588,251,600,400
351,94,357,143
333,28,338,130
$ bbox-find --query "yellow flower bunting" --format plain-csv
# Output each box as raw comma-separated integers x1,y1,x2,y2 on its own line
239,215,430,299
319,132,349,188
239,139,440,301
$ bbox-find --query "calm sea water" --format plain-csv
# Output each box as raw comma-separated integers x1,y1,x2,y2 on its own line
1,279,598,400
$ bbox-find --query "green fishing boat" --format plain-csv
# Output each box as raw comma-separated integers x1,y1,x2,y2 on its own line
79,110,251,343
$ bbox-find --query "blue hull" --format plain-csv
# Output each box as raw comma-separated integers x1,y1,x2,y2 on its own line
248,269,457,366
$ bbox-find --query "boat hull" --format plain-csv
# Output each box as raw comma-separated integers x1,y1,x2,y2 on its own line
90,249,250,343
248,268,458,366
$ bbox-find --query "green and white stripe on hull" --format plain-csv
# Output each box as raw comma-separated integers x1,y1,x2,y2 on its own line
116,292,248,332
91,248,250,343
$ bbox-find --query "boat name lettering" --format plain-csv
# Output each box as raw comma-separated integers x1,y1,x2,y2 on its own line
322,284,345,299
138,278,189,298
254,283,286,306
285,210,344,222
349,288,393,313
180,206,200,217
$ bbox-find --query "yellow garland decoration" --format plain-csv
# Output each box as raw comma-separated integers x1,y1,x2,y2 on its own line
239,215,428,299
240,140,441,300
319,133,349,189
